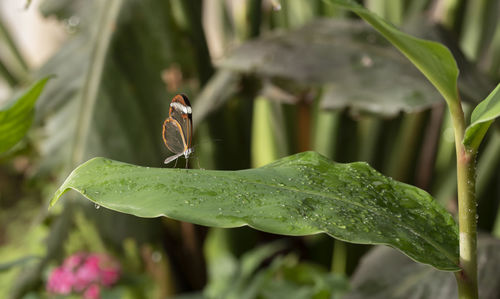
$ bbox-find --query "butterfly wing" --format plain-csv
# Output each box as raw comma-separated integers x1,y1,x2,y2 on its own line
169,94,192,150
162,117,187,154
164,152,184,164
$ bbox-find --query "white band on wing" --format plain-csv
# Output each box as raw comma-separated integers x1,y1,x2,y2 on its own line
170,102,192,114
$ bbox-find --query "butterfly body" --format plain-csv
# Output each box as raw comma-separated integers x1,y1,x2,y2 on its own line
162,94,193,166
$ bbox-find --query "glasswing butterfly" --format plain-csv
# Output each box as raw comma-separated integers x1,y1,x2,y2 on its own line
162,94,193,167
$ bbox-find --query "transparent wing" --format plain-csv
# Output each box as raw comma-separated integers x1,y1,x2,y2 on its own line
162,118,187,154
169,108,192,149
164,152,184,165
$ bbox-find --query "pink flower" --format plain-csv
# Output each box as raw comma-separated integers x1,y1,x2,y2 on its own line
96,254,120,286
74,255,101,291
101,267,120,286
46,267,76,294
63,252,85,270
83,283,101,299
46,252,120,296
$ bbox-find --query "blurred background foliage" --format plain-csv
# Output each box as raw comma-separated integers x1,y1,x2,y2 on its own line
0,0,499,298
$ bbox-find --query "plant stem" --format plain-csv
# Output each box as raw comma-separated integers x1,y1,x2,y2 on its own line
0,17,29,80
246,0,262,38
177,0,214,85
70,0,123,166
0,59,18,87
386,111,426,182
357,116,381,166
331,239,346,275
449,101,478,299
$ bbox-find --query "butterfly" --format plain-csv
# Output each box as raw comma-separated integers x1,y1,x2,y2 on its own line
162,94,193,167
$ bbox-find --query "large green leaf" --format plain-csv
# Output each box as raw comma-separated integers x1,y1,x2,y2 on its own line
220,19,442,117
324,0,459,105
0,77,50,154
344,235,500,299
463,83,500,150
50,151,459,271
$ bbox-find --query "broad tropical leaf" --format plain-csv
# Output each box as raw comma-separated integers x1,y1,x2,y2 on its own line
344,236,500,299
51,151,459,271
324,0,460,105
220,19,442,117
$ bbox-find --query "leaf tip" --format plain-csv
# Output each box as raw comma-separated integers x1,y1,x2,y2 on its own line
49,188,67,208
34,75,55,88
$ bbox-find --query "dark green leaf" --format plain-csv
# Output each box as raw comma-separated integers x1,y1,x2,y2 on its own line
0,77,51,154
220,19,442,116
51,151,459,270
463,83,500,150
344,235,500,299
324,0,459,105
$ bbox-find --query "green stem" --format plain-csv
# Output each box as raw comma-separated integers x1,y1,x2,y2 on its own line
0,18,29,84
459,0,489,61
0,58,18,87
386,112,425,182
246,0,262,38
0,18,29,72
449,101,478,299
178,0,214,85
331,239,346,274
251,96,280,167
313,109,340,159
71,0,123,166
357,116,381,165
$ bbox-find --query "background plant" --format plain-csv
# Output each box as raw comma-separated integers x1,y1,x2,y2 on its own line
1,0,500,298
